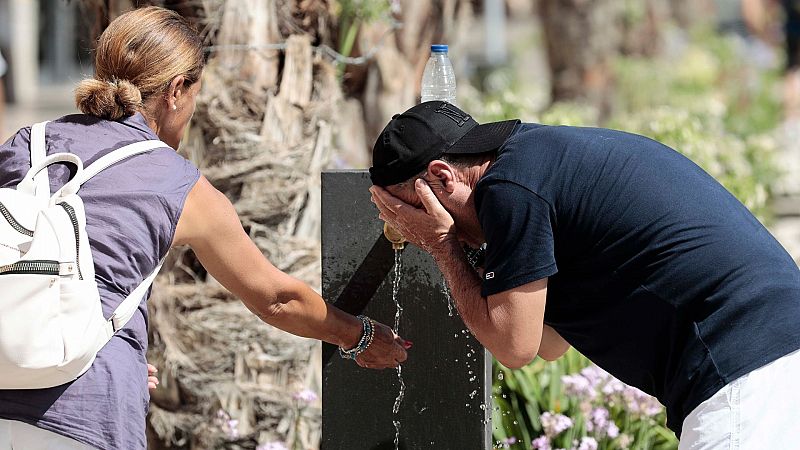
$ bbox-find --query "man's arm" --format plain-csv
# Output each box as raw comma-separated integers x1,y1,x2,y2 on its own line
435,240,570,364
372,179,550,368
429,238,546,368
539,325,570,361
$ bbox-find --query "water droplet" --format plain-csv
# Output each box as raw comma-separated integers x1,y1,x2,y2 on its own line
497,372,504,380
502,394,507,398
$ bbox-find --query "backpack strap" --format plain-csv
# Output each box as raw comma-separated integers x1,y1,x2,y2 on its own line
52,139,169,198
77,140,170,186
29,121,51,206
103,257,165,338
17,152,84,196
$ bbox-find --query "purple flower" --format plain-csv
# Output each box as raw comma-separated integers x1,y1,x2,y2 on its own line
257,442,288,450
621,386,663,417
540,412,573,437
226,419,239,439
576,437,598,450
561,374,596,400
579,366,609,387
606,421,619,438
293,388,319,404
532,435,551,450
590,407,609,429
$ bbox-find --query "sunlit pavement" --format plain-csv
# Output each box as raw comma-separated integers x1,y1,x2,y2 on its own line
2,83,76,142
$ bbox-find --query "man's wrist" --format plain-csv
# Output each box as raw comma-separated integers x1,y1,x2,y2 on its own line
430,238,464,263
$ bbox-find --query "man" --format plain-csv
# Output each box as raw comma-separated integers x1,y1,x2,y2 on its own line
369,101,800,448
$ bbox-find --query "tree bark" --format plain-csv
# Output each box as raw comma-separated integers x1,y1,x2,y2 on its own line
538,0,622,112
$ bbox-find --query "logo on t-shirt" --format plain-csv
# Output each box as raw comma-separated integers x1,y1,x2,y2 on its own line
485,272,495,280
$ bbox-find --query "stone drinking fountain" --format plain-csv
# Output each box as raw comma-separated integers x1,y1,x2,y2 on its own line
321,170,492,450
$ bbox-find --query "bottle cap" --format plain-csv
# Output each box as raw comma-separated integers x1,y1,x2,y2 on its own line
431,44,448,53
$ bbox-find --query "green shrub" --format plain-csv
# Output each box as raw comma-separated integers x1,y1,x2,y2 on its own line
492,352,678,450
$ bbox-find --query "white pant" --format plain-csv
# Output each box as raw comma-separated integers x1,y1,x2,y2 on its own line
679,348,800,449
0,420,94,450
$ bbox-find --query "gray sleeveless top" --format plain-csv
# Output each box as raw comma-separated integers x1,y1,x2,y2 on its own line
0,113,200,449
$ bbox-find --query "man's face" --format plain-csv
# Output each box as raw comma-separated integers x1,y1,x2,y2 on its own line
385,172,485,248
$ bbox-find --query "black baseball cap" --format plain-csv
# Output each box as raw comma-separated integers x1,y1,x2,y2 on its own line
369,101,519,186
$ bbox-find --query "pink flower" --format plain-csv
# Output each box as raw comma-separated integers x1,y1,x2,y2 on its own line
621,386,663,417
226,419,239,439
293,388,319,404
576,437,598,450
606,421,619,438
540,412,573,437
532,435,551,450
561,374,596,400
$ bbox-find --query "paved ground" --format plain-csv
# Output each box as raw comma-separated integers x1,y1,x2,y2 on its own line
2,83,75,141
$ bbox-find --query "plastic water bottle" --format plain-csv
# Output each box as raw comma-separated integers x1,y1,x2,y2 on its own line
420,44,457,104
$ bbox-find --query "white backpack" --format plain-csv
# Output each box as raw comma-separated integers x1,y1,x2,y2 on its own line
0,121,168,389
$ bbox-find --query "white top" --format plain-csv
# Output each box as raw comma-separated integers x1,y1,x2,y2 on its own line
0,50,6,77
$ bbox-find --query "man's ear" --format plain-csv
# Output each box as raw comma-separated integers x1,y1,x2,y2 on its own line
426,160,456,193
165,75,187,109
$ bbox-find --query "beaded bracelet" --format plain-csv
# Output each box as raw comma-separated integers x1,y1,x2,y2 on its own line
339,315,376,360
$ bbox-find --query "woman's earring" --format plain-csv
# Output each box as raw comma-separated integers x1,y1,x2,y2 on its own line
172,105,177,111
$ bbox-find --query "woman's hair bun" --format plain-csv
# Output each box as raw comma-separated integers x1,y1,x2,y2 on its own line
74,78,143,120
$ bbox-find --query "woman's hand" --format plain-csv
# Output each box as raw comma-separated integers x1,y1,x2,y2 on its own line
355,320,411,370
147,363,159,391
370,179,458,255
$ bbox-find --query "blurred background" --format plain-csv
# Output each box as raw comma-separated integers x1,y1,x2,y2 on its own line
0,0,798,449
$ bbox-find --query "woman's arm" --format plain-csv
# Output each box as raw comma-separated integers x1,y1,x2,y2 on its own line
173,176,408,369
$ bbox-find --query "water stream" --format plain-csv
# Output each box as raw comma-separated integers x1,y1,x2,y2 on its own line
441,276,455,316
391,249,405,450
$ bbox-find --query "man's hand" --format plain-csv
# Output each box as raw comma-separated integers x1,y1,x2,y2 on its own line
370,179,457,255
355,321,411,370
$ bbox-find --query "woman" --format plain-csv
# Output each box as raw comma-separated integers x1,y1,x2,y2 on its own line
0,7,408,449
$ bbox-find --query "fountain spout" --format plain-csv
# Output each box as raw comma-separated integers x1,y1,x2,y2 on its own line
383,223,406,250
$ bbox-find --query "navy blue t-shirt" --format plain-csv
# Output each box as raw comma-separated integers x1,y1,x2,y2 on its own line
474,123,800,433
